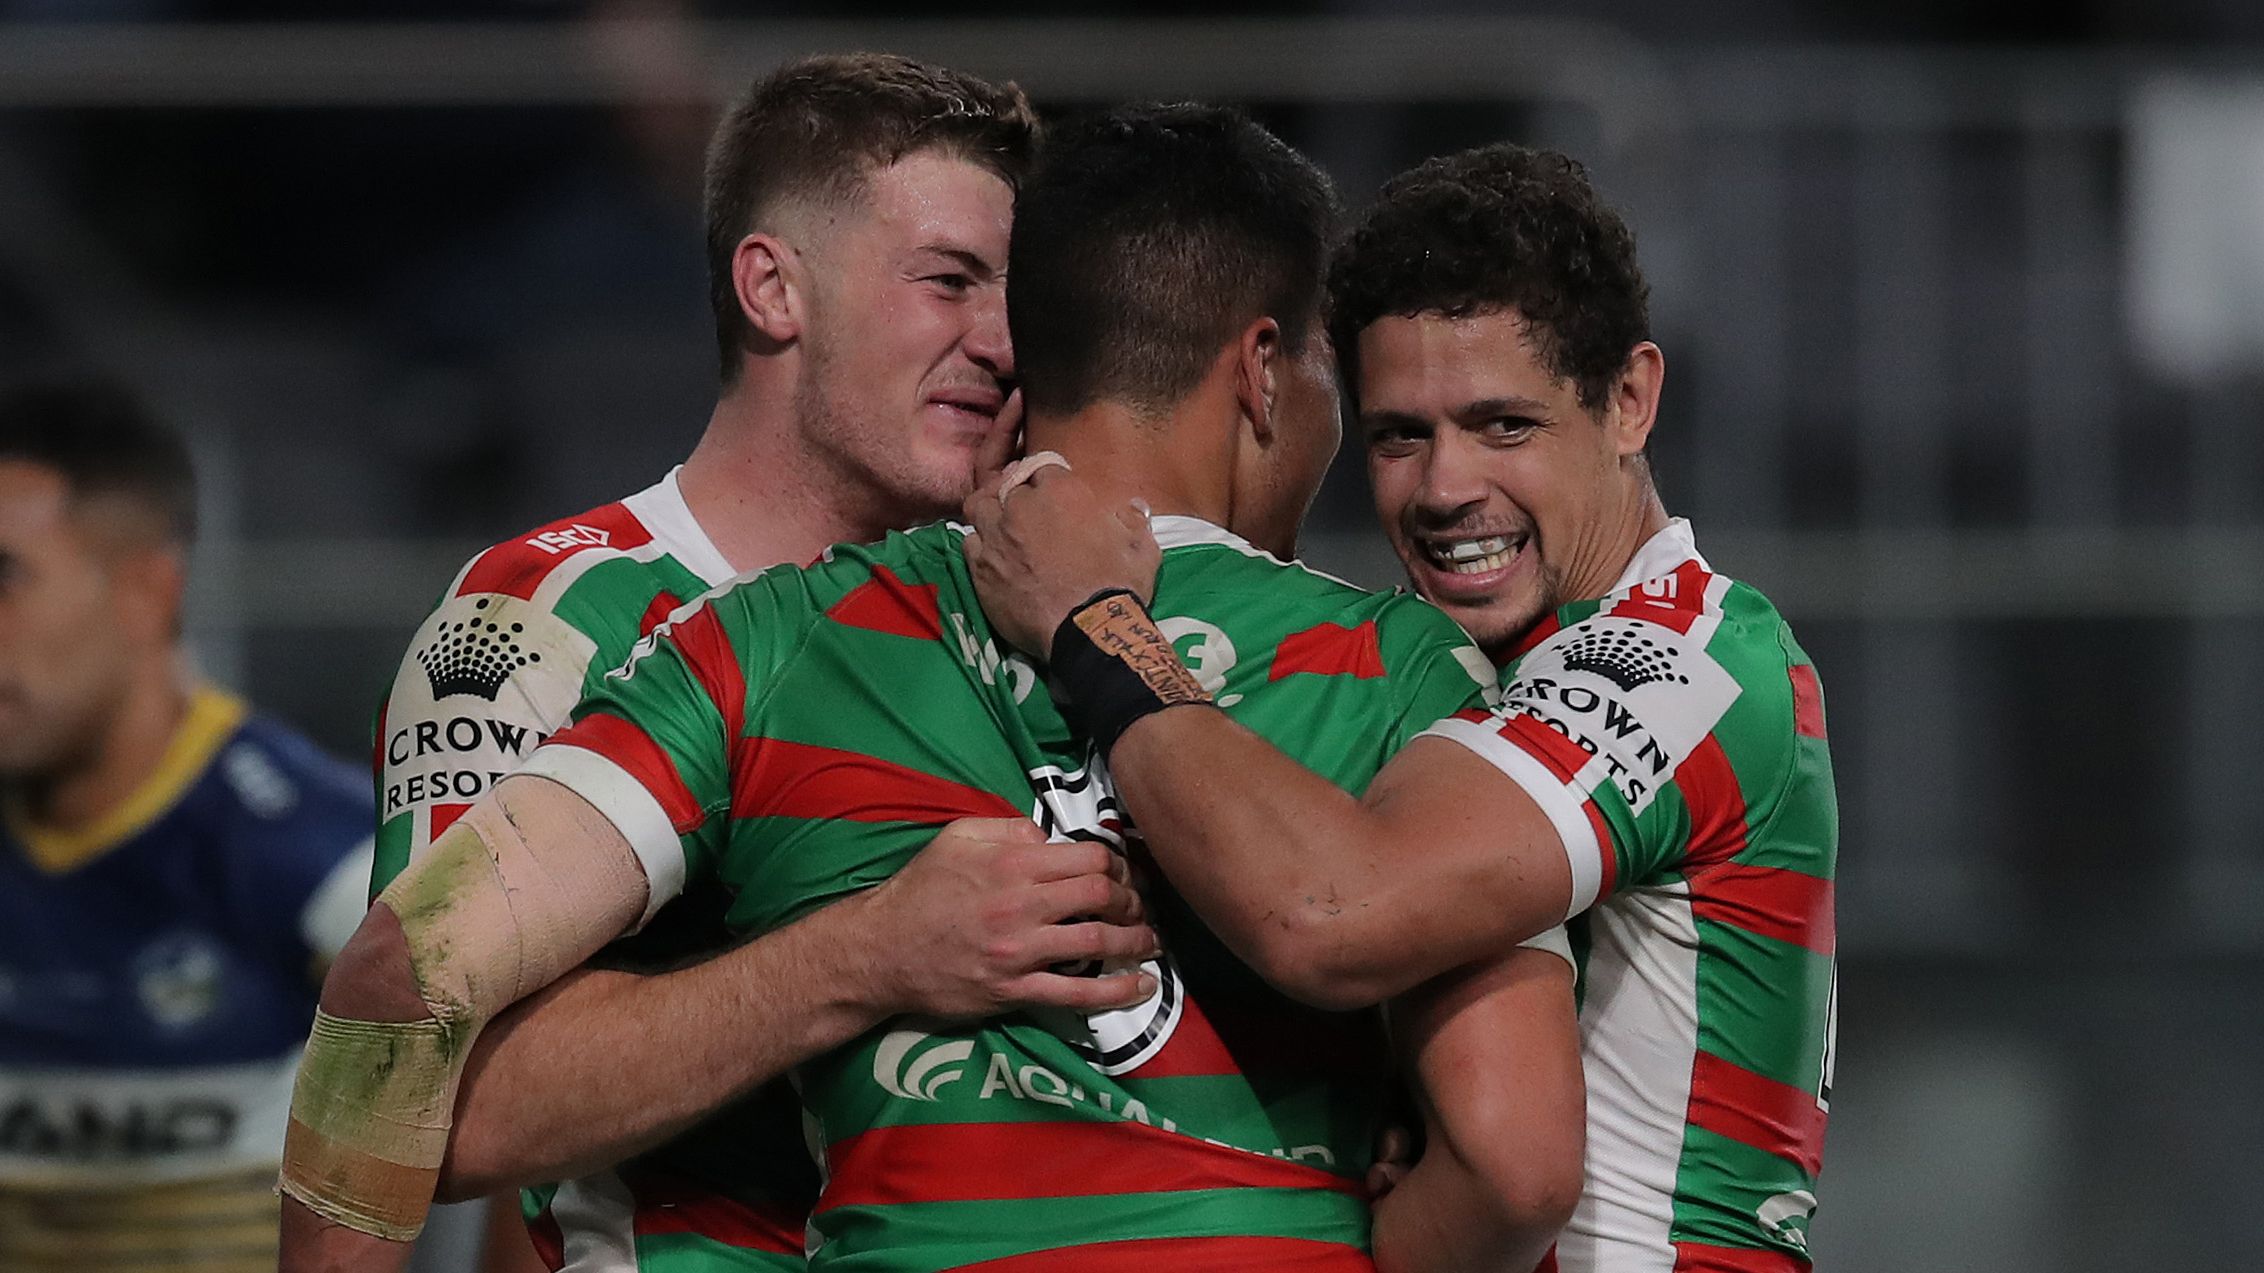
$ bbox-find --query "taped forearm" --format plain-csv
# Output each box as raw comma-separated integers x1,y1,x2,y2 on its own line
280,778,649,1240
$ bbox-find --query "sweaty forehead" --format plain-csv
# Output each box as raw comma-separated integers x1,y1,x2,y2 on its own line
1355,310,1568,414
847,150,1014,260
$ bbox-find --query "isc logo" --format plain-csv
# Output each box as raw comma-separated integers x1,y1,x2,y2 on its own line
525,523,612,555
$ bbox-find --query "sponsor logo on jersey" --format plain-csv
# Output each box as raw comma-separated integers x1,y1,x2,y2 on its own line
525,523,612,555
387,594,594,817
1757,1189,1817,1252
872,1028,978,1102
221,743,299,819
416,596,541,702
865,1028,1335,1167
1157,616,1244,707
1501,615,1741,814
0,1095,237,1161
132,932,223,1030
948,612,1038,703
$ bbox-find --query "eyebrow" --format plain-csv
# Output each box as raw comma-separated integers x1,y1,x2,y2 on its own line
913,243,1000,278
1453,396,1552,420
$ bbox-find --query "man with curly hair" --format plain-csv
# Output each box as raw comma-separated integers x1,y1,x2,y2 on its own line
965,142,1841,1273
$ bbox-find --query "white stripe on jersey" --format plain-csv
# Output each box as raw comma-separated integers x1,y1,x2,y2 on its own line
551,1170,640,1273
0,1054,300,1188
1556,882,1702,1273
298,835,376,960
515,744,685,927
1416,715,1602,919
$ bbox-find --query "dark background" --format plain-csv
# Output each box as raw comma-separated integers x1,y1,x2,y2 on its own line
4,3,2259,1267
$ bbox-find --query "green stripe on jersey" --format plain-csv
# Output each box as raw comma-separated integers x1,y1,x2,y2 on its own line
811,1186,1368,1272
1693,917,1834,1094
564,517,1494,1266
1668,1126,1818,1258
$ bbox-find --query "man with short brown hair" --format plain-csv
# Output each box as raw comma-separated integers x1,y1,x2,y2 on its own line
310,53,1154,1273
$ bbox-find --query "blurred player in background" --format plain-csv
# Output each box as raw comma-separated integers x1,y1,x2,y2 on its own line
0,379,374,1273
353,53,1153,1273
965,143,1839,1272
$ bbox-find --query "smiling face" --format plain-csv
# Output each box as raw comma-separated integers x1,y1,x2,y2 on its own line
1358,308,1659,658
794,149,1018,519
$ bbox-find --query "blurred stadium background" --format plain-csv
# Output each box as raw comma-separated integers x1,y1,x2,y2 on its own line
4,3,2259,1269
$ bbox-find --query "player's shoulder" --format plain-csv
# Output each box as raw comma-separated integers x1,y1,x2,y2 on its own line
206,709,371,836
452,494,661,610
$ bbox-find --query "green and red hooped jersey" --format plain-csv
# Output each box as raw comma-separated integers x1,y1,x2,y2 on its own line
519,515,1502,1272
1420,519,1838,1273
371,470,817,1272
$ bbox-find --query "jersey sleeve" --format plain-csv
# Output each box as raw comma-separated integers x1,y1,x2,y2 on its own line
371,582,603,897
516,595,750,927
1419,593,1788,918
1370,597,1499,753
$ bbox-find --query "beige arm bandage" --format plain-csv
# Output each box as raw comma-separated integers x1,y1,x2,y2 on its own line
278,775,650,1240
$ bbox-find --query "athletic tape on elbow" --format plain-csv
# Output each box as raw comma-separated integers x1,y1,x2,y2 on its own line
279,785,647,1238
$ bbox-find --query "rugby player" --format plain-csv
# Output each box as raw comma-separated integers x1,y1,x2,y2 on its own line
963,143,1839,1272
348,55,1153,1273
284,105,1584,1273
0,380,374,1273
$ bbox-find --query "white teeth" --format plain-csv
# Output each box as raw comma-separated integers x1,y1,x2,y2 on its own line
1423,535,1521,574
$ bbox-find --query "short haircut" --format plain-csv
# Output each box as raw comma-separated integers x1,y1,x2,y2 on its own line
1007,103,1340,418
1329,143,1651,410
704,53,1041,383
0,377,196,545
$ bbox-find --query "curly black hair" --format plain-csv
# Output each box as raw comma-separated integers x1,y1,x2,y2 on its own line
1328,143,1650,410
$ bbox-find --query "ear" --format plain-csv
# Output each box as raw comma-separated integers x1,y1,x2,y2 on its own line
111,544,187,645
731,232,805,347
1233,317,1284,442
1607,341,1665,458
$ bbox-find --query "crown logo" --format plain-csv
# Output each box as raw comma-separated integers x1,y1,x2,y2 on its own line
417,598,541,702
1557,623,1689,693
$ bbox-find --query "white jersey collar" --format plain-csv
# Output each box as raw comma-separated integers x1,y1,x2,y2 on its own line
622,467,738,588
1151,513,1256,555
1606,516,1707,594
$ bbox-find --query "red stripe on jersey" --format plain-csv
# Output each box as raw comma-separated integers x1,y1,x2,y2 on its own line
666,603,749,749
429,803,470,838
1608,559,1713,635
1502,711,1595,783
827,565,946,640
1453,706,1493,725
1788,664,1826,739
457,501,654,601
1676,734,1750,871
732,737,1022,824
1535,1246,1559,1273
629,1175,803,1254
1584,798,1619,901
371,701,387,780
817,1119,1363,1214
1690,864,1834,956
1687,1050,1828,1176
957,1236,1373,1271
639,590,684,637
1126,989,1241,1078
1507,611,1563,661
1672,1241,1811,1273
526,1206,566,1270
1269,621,1385,681
550,713,705,832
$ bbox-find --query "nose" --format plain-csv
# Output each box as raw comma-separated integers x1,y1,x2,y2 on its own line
1410,428,1490,525
963,283,1014,381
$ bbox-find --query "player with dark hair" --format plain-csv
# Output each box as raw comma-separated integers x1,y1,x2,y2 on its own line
966,141,1839,1272
0,380,376,1273
330,54,1155,1273
289,105,1583,1272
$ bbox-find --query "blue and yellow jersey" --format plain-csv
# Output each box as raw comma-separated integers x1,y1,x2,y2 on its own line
0,686,374,1273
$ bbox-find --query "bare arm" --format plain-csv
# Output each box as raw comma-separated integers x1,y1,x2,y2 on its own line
1372,946,1584,1273
963,466,1573,1008
437,817,1159,1199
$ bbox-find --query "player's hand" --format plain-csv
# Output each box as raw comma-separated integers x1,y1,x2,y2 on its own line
852,817,1161,1019
972,385,1025,480
962,457,1161,662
